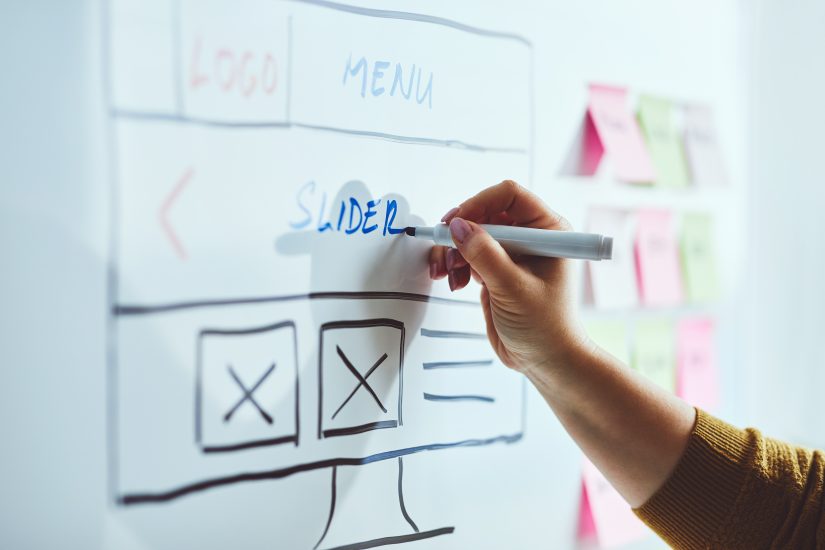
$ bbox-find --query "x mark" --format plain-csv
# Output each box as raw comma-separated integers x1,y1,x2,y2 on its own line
224,363,276,424
331,346,389,420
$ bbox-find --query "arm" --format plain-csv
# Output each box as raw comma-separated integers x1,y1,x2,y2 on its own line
430,180,825,547
431,179,694,507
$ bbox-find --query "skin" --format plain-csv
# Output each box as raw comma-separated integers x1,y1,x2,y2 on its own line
428,180,695,508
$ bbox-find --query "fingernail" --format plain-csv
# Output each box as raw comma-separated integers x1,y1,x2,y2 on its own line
448,270,457,291
449,217,471,244
441,207,460,223
429,262,437,279
445,248,456,271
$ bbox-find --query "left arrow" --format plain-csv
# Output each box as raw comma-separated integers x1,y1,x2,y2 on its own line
159,167,195,260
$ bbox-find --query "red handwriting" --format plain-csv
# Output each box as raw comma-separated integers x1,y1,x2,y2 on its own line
190,36,278,98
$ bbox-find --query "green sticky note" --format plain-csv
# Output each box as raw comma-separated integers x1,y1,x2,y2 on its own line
585,320,629,365
637,96,690,187
681,213,719,303
633,320,676,392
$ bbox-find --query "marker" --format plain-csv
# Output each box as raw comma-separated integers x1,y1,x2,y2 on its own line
404,224,613,261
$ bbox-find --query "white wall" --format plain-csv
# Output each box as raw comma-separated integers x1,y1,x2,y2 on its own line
745,0,825,448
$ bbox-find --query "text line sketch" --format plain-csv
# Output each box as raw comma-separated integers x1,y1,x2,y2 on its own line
105,0,532,547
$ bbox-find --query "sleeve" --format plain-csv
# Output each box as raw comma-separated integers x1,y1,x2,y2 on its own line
633,408,825,549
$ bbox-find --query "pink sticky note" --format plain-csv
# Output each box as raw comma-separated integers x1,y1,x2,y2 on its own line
587,84,656,183
577,482,598,541
635,210,684,307
676,318,719,410
586,208,638,309
580,459,648,548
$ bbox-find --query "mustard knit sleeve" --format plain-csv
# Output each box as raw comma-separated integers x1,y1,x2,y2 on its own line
634,409,825,549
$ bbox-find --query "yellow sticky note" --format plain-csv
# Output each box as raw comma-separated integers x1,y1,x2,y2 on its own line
637,95,690,187
633,320,676,391
585,320,629,365
681,212,719,303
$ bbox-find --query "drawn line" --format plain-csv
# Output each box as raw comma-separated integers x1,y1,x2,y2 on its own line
201,320,296,337
325,527,455,550
112,109,290,128
116,291,478,316
290,0,531,46
420,328,487,340
202,435,298,454
397,457,419,533
422,360,493,370
332,353,388,420
110,109,526,154
336,347,387,413
170,0,183,113
292,122,527,154
119,433,522,505
423,393,495,403
102,0,121,505
323,420,398,438
314,466,337,550
224,363,276,424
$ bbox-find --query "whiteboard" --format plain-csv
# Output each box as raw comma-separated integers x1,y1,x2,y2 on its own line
0,1,747,549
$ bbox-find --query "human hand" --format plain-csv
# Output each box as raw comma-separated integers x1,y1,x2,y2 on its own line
428,180,588,374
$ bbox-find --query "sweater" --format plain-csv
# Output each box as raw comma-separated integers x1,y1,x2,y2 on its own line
634,409,825,549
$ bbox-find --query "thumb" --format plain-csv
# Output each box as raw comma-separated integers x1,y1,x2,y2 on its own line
449,217,522,293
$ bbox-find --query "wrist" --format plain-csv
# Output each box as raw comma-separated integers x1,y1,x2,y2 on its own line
524,322,594,380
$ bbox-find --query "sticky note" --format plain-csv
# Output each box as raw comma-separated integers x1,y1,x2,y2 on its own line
587,84,656,183
680,212,719,303
578,458,648,548
635,209,684,307
637,95,690,187
584,320,629,364
633,319,676,392
586,209,638,310
676,318,719,411
683,103,728,186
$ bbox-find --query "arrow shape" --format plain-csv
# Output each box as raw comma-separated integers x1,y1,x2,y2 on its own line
159,167,194,260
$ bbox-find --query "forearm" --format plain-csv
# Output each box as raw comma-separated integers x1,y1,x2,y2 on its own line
524,338,695,507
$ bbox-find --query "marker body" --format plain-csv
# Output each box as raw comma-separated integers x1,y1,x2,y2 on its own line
412,224,612,261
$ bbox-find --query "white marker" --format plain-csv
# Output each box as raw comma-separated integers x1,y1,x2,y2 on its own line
404,224,613,261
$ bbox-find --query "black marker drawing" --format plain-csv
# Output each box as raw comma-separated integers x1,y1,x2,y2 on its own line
195,321,299,454
422,359,493,370
332,351,389,419
318,319,405,439
105,1,535,548
223,363,277,424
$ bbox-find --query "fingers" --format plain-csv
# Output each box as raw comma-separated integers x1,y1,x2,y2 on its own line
445,248,468,271
447,265,471,291
447,217,523,293
443,180,570,231
428,246,448,280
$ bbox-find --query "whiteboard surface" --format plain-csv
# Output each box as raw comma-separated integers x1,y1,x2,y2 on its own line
0,1,747,549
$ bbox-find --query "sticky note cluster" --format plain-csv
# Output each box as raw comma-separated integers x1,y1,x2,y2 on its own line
579,317,719,547
584,317,719,403
586,208,718,310
579,84,727,186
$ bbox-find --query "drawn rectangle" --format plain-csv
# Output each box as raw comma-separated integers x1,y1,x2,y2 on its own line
196,320,299,452
318,319,404,439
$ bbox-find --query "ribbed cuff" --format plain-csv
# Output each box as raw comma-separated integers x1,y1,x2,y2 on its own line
634,409,756,549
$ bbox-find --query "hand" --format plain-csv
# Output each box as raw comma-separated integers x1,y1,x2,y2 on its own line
429,180,588,374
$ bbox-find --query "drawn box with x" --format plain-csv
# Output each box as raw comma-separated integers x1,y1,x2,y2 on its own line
318,319,405,439
196,320,299,453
